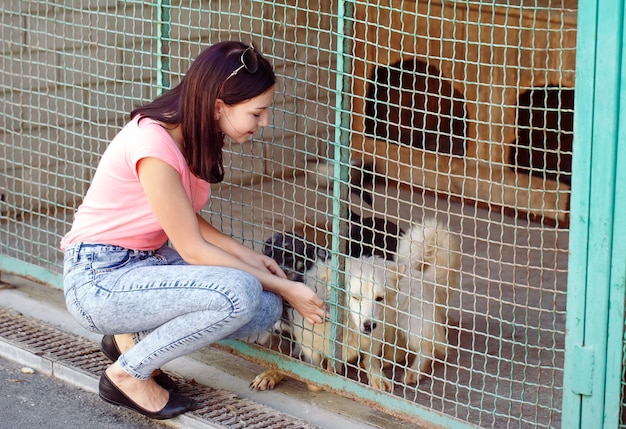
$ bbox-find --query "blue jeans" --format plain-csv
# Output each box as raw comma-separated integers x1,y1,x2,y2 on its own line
63,243,282,380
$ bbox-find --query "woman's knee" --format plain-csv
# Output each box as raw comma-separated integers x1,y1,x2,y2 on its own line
253,291,283,333
264,291,283,323
227,270,263,315
226,290,282,340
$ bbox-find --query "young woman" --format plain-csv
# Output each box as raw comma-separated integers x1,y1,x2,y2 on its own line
61,41,325,420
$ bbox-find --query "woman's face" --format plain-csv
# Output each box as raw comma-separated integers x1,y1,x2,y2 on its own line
216,85,275,144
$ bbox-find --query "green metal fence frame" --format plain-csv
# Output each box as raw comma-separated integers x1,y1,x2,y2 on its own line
562,1,626,428
2,1,626,427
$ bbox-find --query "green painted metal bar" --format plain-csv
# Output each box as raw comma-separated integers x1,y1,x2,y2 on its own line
579,1,624,426
223,340,480,429
602,16,626,427
156,0,171,92
561,0,598,423
0,256,62,290
326,0,355,369
562,0,624,428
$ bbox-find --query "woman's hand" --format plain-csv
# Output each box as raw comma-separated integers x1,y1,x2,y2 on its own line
238,247,287,279
282,281,326,325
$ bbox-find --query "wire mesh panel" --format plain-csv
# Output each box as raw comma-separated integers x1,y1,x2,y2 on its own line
0,0,594,428
1,1,158,275
337,1,572,426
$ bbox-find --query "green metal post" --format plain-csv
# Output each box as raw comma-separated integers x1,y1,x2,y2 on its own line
326,0,355,369
562,0,626,428
603,13,626,426
157,0,171,92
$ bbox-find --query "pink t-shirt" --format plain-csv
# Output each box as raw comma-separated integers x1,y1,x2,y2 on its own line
61,116,211,251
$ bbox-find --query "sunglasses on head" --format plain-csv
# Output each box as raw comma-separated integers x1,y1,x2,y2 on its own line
225,43,258,81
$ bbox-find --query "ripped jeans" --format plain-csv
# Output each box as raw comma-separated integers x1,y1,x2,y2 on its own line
63,243,282,380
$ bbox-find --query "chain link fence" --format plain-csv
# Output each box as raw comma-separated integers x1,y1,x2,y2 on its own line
3,1,621,428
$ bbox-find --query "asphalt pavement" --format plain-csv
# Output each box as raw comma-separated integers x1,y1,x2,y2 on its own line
0,355,169,429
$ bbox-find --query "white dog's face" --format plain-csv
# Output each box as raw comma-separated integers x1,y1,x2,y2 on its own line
305,256,389,334
346,257,388,334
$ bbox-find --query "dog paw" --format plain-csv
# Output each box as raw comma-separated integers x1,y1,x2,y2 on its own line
306,383,323,392
249,369,285,391
403,370,422,385
369,375,393,393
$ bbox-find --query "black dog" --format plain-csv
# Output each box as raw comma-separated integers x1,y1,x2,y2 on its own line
263,232,329,283
347,162,404,260
349,161,376,207
265,160,402,269
262,231,329,328
347,210,403,261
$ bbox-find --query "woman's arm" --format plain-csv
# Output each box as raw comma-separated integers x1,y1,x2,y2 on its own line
138,157,325,324
195,214,285,277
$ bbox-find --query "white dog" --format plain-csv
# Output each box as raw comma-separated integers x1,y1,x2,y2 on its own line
251,218,460,391
384,218,461,384
250,255,393,392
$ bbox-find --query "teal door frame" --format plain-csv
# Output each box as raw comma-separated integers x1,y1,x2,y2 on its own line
562,0,626,428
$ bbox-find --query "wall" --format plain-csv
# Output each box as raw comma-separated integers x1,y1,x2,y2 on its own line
351,0,577,223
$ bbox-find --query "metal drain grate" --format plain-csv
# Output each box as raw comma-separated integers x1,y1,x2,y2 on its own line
0,307,321,429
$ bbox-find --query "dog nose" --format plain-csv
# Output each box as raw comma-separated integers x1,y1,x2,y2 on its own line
363,321,377,333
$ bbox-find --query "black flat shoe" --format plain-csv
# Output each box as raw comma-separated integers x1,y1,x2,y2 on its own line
99,373,198,420
100,335,122,361
100,335,179,392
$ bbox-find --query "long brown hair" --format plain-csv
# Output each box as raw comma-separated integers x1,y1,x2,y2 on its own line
131,41,276,183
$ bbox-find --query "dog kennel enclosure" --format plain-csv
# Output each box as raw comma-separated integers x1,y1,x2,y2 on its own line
1,1,625,428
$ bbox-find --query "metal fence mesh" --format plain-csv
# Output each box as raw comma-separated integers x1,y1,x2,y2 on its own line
1,1,577,428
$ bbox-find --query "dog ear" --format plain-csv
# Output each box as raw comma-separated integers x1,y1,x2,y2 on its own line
389,263,408,282
316,247,330,261
263,232,286,257
262,236,274,257
304,241,317,259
